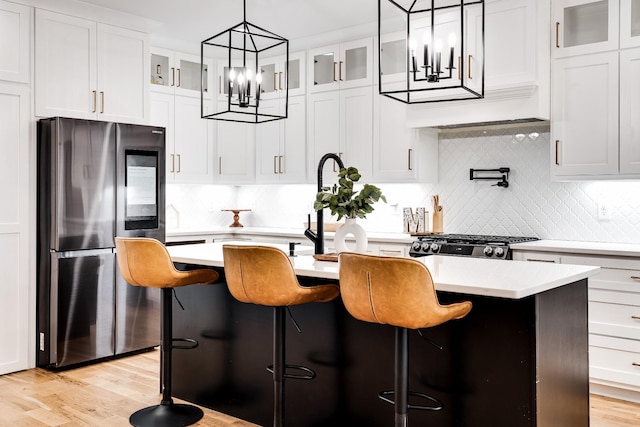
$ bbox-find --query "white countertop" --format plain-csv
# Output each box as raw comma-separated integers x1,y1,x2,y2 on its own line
167,241,599,300
512,239,640,258
166,226,416,244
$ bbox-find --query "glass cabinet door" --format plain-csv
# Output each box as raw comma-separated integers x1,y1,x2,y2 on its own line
150,48,212,99
553,0,619,58
150,48,172,93
621,0,640,48
308,38,372,93
175,55,209,95
310,45,339,91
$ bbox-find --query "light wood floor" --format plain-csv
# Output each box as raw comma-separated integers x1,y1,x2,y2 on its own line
1,349,638,426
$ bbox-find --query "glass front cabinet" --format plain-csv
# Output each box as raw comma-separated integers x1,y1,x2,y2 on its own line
308,37,373,93
552,0,619,57
150,47,213,98
621,0,640,48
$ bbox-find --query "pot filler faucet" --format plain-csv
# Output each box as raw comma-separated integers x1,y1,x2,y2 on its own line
305,153,344,254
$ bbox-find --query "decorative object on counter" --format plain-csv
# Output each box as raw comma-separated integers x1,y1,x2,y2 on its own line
469,167,510,188
314,166,386,254
221,209,251,228
432,195,443,233
378,0,484,104
201,0,288,124
403,207,428,233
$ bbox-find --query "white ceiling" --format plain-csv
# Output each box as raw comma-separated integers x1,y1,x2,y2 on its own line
76,0,378,51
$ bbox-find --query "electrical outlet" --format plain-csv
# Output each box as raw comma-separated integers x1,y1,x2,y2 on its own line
39,332,45,351
597,202,611,220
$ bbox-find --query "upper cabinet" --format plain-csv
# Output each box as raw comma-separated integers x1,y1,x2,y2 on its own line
552,0,619,57
308,37,373,93
621,0,640,48
0,1,31,84
150,47,213,99
258,51,306,100
35,9,149,124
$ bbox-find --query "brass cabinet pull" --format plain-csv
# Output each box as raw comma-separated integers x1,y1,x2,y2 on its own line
631,315,640,320
100,91,105,113
630,276,640,280
279,72,283,90
274,73,278,91
176,154,181,173
457,56,461,80
177,69,181,87
556,22,560,48
408,149,413,171
526,258,556,263
468,55,473,79
333,61,338,82
92,90,97,113
555,140,560,165
171,67,175,86
170,154,175,173
380,249,402,254
273,156,278,174
339,61,344,81
633,362,640,367
219,76,222,94
218,157,222,174
279,155,283,174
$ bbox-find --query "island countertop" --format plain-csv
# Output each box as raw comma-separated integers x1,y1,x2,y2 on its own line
167,241,600,299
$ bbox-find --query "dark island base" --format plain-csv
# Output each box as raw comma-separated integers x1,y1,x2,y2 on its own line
171,270,589,427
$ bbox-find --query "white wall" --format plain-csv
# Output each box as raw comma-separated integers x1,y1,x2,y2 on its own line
167,123,640,243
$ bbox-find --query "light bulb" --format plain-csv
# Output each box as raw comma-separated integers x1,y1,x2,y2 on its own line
435,39,443,52
246,68,253,81
448,33,457,48
228,69,236,82
237,73,244,85
409,37,417,52
255,72,262,84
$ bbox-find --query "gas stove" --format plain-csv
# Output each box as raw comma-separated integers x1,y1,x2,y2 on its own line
409,234,539,260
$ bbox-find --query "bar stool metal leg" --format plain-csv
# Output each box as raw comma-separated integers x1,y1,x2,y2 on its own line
273,306,285,427
129,288,204,427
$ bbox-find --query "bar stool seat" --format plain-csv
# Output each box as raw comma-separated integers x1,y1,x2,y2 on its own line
338,252,472,427
116,237,219,427
222,244,340,427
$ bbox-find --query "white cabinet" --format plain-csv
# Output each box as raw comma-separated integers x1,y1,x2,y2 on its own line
150,92,214,183
513,248,640,401
552,0,619,58
258,51,306,100
308,38,373,93
35,9,149,124
373,95,437,182
621,0,640,48
150,47,213,99
405,0,550,127
308,87,373,182
0,1,30,83
255,96,306,183
619,48,640,174
0,83,30,375
216,109,255,183
551,52,619,178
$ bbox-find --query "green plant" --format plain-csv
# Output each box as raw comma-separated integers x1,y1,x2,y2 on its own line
313,167,386,220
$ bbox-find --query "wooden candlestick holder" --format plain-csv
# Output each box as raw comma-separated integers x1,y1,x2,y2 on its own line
222,209,251,227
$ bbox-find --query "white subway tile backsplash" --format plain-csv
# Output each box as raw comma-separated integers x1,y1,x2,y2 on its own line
167,124,640,244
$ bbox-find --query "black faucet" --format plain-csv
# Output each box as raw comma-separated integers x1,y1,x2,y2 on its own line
305,153,345,254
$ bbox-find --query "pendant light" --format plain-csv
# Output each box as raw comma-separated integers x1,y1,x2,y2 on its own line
201,0,289,123
378,0,484,104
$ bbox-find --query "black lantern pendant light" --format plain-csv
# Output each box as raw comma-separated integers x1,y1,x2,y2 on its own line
201,0,289,123
378,0,484,104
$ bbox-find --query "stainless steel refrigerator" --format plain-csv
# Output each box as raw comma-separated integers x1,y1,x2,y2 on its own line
37,117,166,368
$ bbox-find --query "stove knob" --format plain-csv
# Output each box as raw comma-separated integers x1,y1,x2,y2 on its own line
483,246,494,257
422,242,431,252
430,243,440,253
412,242,421,251
494,247,505,258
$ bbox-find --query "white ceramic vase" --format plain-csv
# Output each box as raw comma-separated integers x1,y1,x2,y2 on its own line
333,218,368,253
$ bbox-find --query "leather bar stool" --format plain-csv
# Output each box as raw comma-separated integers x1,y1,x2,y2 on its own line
115,237,219,427
222,244,340,427
338,253,472,427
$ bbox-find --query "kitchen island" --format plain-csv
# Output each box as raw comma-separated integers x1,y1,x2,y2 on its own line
167,242,599,427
